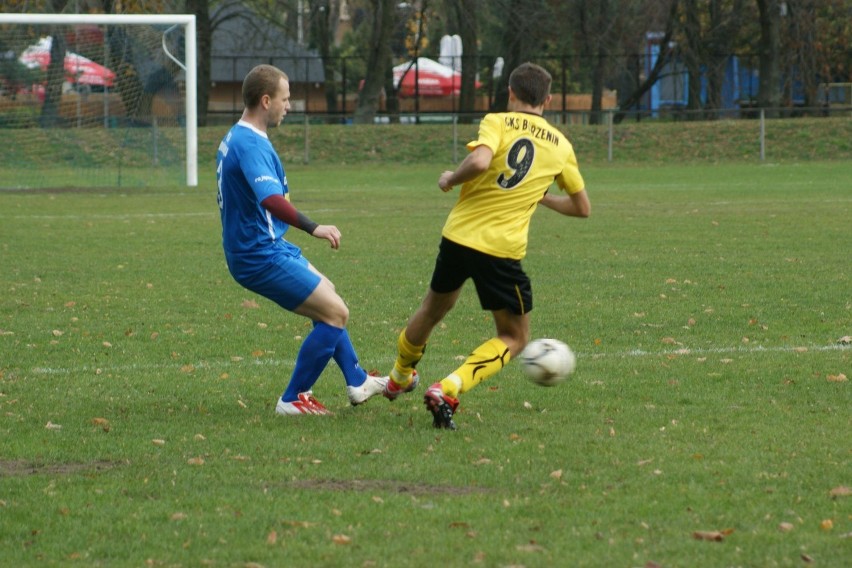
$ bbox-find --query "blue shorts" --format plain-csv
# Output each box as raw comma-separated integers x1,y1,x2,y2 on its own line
227,245,321,311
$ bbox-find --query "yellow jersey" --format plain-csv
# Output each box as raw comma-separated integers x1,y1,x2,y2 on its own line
442,112,585,259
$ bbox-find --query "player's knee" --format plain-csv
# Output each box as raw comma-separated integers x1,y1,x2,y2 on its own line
326,301,349,328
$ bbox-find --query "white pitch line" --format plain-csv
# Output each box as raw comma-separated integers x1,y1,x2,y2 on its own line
596,343,850,358
2,212,214,220
24,343,850,376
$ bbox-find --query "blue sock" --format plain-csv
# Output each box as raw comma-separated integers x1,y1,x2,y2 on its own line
333,329,368,387
281,322,343,402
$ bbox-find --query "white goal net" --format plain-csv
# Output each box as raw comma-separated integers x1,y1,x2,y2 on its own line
0,13,197,189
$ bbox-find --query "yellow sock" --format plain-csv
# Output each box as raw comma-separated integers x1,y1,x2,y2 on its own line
390,328,426,387
440,337,511,398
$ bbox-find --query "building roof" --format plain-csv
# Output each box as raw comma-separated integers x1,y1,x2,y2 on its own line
211,7,324,83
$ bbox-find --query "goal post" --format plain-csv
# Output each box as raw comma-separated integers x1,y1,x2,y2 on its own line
0,13,197,188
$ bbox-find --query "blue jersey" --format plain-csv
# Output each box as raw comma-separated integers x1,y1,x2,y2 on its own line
216,121,301,279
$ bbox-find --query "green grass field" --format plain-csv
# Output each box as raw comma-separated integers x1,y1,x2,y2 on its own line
1,161,850,566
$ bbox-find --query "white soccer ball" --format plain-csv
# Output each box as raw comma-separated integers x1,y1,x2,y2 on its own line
520,338,576,386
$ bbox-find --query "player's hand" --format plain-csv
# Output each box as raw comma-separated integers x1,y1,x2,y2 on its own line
438,171,455,192
312,224,341,249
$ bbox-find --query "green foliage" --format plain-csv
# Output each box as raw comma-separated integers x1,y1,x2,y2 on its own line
0,104,38,128
0,57,45,92
0,162,850,566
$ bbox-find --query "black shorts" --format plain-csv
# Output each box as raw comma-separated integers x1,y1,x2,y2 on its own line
430,237,533,315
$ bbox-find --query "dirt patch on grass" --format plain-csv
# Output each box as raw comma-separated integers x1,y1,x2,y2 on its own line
289,478,489,495
0,459,119,477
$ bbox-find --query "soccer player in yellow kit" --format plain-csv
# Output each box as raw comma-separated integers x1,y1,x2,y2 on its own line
383,62,591,429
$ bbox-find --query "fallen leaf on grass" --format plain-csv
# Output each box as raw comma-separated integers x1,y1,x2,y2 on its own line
91,417,110,432
282,520,317,528
693,528,734,542
516,541,546,552
332,534,351,545
187,457,205,466
837,336,851,345
820,519,834,530
829,486,851,498
266,531,277,545
241,299,260,309
550,469,563,480
45,421,62,430
778,522,795,532
826,373,847,383
152,439,166,446
170,512,187,521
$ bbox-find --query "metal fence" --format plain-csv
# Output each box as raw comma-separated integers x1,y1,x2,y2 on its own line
209,53,852,126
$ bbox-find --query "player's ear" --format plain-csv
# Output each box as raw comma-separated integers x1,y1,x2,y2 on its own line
544,93,552,107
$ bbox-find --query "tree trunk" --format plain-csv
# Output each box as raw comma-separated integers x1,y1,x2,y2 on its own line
187,0,211,127
309,0,342,122
682,0,704,119
452,0,478,123
491,0,531,111
757,0,782,117
354,0,396,124
40,0,70,128
40,30,67,128
614,0,680,123
588,0,610,125
787,0,819,111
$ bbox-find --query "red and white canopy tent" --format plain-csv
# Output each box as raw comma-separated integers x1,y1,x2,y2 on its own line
19,37,116,87
392,57,480,97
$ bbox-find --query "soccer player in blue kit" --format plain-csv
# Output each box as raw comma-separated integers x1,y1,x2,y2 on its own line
216,64,388,415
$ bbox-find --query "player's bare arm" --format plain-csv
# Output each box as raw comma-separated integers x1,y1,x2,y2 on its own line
260,194,340,249
539,189,591,218
438,145,494,191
